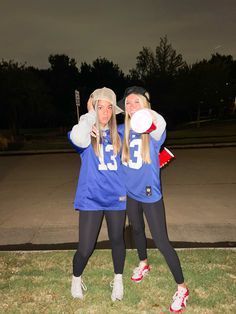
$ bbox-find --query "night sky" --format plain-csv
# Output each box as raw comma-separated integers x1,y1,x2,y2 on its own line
1,0,235,73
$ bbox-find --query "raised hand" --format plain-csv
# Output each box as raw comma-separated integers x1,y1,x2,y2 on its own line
90,125,99,138
87,97,94,112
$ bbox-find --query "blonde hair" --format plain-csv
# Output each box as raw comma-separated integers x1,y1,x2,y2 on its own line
91,100,121,157
122,94,152,164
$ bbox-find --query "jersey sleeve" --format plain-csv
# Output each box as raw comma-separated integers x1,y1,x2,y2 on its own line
159,130,166,146
151,129,166,153
68,111,96,149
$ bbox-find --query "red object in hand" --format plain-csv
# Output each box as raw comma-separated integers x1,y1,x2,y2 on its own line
159,147,175,168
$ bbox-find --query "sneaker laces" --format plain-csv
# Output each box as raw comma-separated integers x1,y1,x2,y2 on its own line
132,266,142,276
110,280,114,288
172,288,187,307
110,277,122,288
81,280,87,291
110,277,123,299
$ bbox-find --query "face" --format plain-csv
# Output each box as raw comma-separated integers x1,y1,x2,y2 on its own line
125,94,143,117
97,100,113,127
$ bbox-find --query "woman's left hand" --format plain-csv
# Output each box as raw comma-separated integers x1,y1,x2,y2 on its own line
87,97,94,112
90,125,99,138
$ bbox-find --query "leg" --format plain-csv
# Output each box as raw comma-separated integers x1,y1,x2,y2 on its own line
73,210,103,277
127,196,147,261
71,210,103,298
105,210,126,301
127,196,150,282
105,210,126,274
143,199,184,284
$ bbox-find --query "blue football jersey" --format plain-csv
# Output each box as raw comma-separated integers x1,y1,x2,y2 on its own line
68,129,126,211
120,125,166,203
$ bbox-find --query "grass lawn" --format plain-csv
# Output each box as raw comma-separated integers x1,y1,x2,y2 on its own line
0,249,236,313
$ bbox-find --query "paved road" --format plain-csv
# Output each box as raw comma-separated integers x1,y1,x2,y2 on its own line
0,147,235,247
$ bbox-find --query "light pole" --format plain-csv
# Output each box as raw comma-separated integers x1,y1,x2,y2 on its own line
75,90,80,123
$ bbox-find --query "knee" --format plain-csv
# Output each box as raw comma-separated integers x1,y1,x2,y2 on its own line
131,224,145,236
77,246,94,261
109,232,124,246
154,238,172,253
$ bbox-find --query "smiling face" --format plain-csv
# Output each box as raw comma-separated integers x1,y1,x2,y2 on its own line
125,93,144,117
97,100,113,127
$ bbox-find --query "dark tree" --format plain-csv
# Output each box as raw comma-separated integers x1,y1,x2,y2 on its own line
47,54,79,126
77,57,127,114
180,54,236,123
129,36,186,126
0,60,53,135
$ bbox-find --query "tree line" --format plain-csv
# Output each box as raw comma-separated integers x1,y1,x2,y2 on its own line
0,36,235,135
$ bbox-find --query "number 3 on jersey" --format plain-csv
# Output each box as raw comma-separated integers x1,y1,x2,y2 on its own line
124,138,142,169
98,144,117,170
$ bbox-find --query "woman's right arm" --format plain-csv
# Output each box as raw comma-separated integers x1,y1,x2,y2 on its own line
150,110,166,141
69,110,96,148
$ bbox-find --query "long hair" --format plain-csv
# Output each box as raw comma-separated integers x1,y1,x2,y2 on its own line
91,100,121,157
122,94,152,164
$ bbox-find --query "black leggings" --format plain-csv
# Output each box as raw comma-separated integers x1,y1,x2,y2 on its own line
73,210,126,277
127,196,184,284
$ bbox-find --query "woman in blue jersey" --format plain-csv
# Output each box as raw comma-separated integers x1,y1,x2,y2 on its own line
119,86,189,313
68,87,126,301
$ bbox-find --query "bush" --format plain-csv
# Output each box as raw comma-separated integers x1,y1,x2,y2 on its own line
0,135,9,150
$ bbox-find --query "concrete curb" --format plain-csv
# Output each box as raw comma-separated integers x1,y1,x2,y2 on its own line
0,240,236,251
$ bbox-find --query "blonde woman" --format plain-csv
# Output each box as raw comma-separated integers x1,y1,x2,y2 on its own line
68,87,126,301
119,86,189,313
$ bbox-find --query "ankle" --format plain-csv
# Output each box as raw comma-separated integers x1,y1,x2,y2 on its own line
114,273,123,280
178,283,187,290
139,260,148,267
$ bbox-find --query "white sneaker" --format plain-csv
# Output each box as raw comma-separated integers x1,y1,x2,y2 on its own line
71,275,87,299
110,274,124,301
170,287,189,312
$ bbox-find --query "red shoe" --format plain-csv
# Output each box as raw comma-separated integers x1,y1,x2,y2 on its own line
159,147,175,168
131,264,150,283
170,287,189,312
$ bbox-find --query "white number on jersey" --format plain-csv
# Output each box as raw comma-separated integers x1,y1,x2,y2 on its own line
122,138,143,169
98,144,117,171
